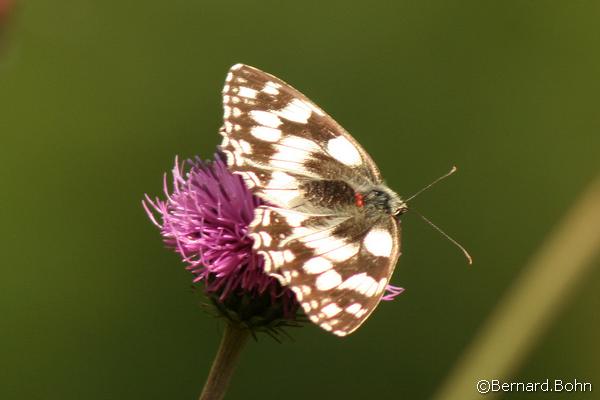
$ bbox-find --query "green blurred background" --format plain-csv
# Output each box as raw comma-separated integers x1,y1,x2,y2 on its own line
1,1,599,399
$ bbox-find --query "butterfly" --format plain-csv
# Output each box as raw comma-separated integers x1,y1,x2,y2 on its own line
219,64,408,336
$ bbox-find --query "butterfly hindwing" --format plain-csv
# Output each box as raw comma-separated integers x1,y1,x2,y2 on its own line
250,206,400,336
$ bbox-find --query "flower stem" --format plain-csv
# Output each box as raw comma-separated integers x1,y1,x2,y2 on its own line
199,323,250,400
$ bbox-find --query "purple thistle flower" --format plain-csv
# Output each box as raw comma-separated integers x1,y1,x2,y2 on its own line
143,154,299,322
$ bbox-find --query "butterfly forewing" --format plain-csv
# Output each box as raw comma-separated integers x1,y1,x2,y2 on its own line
219,63,402,336
220,64,381,186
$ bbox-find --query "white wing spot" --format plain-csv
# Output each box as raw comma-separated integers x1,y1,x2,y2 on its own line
258,232,272,247
259,250,272,272
230,139,243,153
275,98,312,123
232,107,242,117
321,303,342,318
320,323,333,331
345,303,362,315
267,171,297,189
356,308,368,318
306,101,325,116
270,137,315,171
363,229,394,257
250,232,261,248
231,63,243,71
271,272,287,284
324,242,360,262
263,175,301,206
338,272,378,297
303,235,349,255
284,225,342,248
225,72,233,82
376,278,388,295
267,250,287,267
238,139,252,154
269,136,320,172
239,171,259,189
291,287,303,301
280,136,321,152
250,110,282,128
263,81,280,95
316,270,342,291
280,211,308,227
254,208,272,226
238,87,257,99
327,136,362,167
251,126,282,142
303,257,333,274
283,250,295,262
222,150,235,167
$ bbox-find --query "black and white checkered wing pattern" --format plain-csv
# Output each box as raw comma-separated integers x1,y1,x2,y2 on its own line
219,64,401,336
219,63,382,195
250,206,400,336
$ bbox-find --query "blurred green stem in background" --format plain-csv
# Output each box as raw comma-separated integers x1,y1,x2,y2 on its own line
199,324,249,400
433,175,600,400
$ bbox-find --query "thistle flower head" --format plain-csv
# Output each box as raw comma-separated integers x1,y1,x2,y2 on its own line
143,154,300,327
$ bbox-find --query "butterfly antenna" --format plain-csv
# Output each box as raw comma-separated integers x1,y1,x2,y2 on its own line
410,207,473,265
405,166,457,202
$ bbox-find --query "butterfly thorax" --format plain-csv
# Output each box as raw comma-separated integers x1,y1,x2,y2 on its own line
300,180,407,220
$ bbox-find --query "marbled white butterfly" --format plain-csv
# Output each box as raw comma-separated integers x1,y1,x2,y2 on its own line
219,64,415,336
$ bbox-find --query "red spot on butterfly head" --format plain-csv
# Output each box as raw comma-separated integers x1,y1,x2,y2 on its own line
354,192,364,208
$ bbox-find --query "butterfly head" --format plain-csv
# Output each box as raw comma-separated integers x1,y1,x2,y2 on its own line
393,201,409,220
363,185,408,221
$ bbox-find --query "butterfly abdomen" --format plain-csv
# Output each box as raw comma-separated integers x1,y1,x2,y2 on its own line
300,180,355,209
